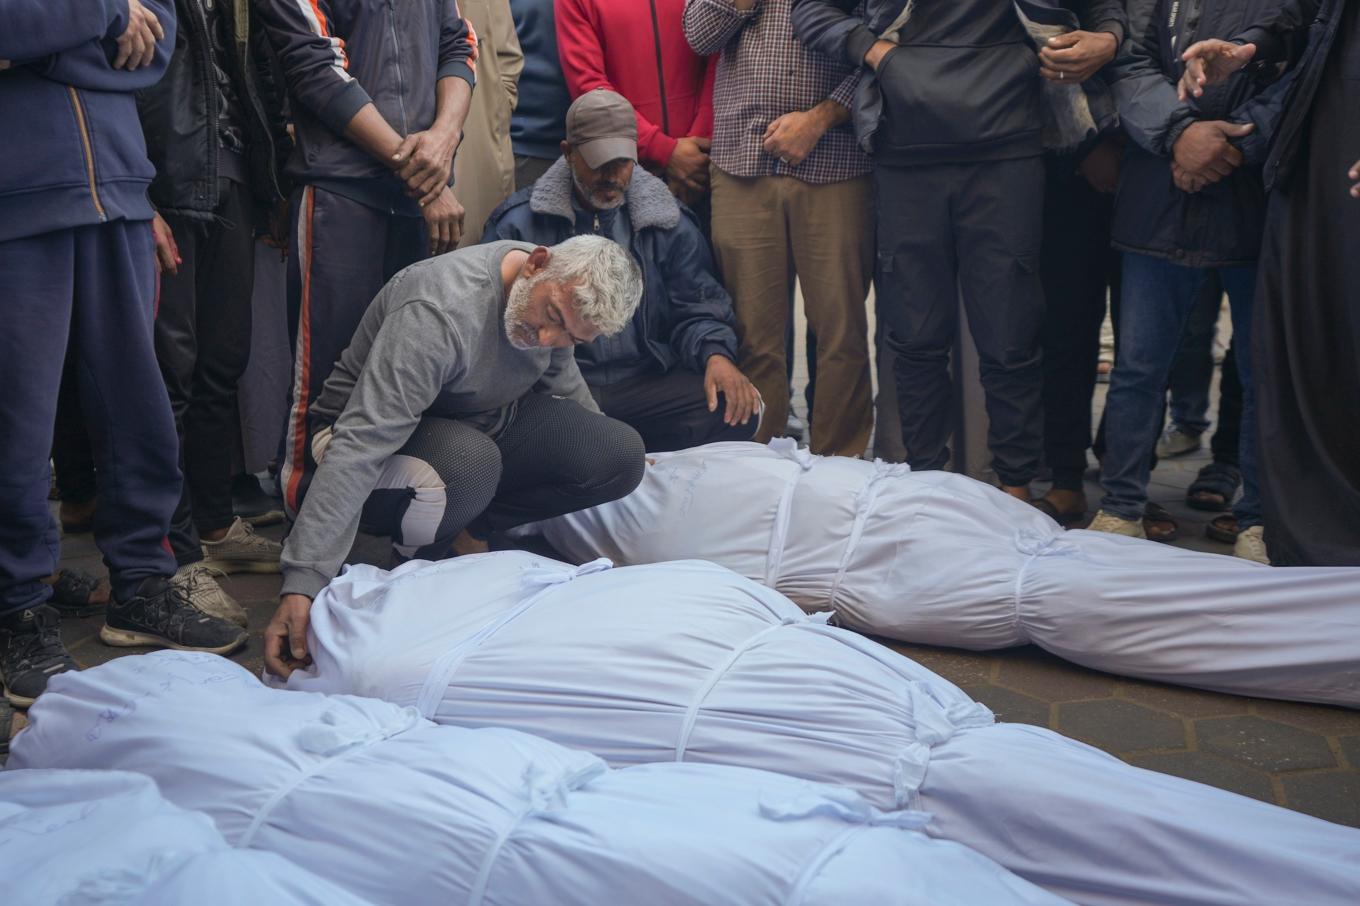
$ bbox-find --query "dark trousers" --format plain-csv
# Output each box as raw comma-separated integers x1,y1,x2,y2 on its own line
156,180,256,565
357,394,645,559
1101,254,1260,527
280,185,426,516
1165,276,1223,436
52,352,98,504
588,368,759,453
1039,154,1120,491
0,221,179,614
876,157,1046,485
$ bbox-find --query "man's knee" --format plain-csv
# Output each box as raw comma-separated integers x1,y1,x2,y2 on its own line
587,419,646,501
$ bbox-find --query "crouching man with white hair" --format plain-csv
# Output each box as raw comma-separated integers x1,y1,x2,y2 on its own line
266,236,646,676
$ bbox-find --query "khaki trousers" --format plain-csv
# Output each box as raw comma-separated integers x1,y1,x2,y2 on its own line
710,168,874,457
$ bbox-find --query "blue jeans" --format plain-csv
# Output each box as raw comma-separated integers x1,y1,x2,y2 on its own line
1165,275,1222,435
1101,253,1260,528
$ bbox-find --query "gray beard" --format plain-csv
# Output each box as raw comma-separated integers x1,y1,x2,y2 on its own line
573,172,625,212
504,275,540,350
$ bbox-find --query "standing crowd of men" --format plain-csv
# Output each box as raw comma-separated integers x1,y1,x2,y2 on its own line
0,0,1356,702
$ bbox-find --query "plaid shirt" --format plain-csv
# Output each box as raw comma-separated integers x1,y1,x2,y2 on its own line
683,0,870,184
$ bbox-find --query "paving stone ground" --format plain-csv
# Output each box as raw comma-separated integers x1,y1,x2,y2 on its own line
7,305,1357,832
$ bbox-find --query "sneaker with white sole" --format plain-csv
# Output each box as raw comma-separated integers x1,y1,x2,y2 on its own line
1233,525,1271,564
0,606,79,708
171,562,247,628
200,517,282,575
1156,422,1203,458
1086,510,1148,539
100,577,247,654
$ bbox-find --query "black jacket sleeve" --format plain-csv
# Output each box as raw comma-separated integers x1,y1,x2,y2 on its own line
1070,0,1128,46
790,0,878,70
1233,0,1323,68
1105,2,1196,157
662,208,739,371
254,0,374,135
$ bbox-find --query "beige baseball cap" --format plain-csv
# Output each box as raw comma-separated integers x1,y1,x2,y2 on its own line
566,89,638,169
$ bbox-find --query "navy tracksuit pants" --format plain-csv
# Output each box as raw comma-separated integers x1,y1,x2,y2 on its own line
0,221,180,615
279,185,426,517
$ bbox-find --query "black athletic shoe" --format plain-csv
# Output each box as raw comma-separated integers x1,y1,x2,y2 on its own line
0,605,79,707
100,577,248,655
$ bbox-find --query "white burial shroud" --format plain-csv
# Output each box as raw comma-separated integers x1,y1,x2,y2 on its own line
273,552,1360,906
9,651,1068,906
528,440,1360,708
0,769,373,906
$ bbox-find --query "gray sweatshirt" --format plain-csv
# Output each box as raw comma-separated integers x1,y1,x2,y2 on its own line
281,241,597,598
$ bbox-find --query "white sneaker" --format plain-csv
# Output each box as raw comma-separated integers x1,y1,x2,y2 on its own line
1233,525,1271,564
1156,422,1203,458
170,563,247,628
200,517,282,575
1086,510,1148,539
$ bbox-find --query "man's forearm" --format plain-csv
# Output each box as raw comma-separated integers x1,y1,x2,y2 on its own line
429,75,473,141
343,103,406,168
810,97,850,130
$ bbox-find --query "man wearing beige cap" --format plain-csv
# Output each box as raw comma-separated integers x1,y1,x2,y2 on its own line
484,89,762,453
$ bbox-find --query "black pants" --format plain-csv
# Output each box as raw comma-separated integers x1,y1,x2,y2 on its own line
52,351,98,504
876,156,1046,485
357,394,645,560
156,180,256,565
0,221,179,613
1039,154,1120,491
589,369,758,453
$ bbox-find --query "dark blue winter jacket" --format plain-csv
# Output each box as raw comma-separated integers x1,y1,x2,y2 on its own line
482,158,739,385
0,0,176,243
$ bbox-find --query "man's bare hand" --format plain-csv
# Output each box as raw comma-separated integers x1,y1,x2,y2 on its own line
762,110,828,167
1178,40,1256,101
666,137,711,194
423,186,465,255
704,355,760,427
1040,30,1119,84
264,593,313,679
114,0,165,70
394,128,461,207
1078,136,1122,194
151,212,180,274
1349,159,1360,200
863,39,897,73
0,60,11,71
1171,161,1208,194
1172,120,1254,184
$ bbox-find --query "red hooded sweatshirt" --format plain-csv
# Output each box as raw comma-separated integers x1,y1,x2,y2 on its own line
555,0,716,170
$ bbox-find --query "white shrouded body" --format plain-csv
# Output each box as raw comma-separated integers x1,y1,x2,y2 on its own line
0,769,373,906
530,440,1360,707
269,552,1360,906
10,651,1068,906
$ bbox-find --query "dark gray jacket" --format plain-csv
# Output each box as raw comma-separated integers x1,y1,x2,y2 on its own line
1106,0,1293,267
483,159,740,385
254,0,475,188
790,0,1125,163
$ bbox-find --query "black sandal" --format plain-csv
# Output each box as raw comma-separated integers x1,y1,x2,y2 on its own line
1186,462,1241,512
46,568,109,617
1032,497,1086,527
1143,502,1180,542
1206,513,1240,544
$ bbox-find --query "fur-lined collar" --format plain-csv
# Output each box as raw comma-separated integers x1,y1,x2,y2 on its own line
529,157,681,232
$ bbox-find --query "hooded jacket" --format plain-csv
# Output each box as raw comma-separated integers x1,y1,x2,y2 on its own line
790,0,1124,164
1106,0,1292,267
483,158,739,384
0,0,176,243
253,0,476,195
137,0,291,223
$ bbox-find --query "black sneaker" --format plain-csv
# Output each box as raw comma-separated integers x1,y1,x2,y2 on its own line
100,577,248,655
0,605,80,707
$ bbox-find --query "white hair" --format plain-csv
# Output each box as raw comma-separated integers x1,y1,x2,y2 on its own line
542,235,643,336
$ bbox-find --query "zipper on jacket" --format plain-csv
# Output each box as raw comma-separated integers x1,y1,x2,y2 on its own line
67,87,107,222
194,0,220,207
387,1,410,134
647,0,670,136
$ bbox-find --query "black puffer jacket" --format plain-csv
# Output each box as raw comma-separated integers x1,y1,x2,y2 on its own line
1106,0,1293,267
137,0,291,223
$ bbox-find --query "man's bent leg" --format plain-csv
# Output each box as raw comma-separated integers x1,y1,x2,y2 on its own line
788,175,874,458
591,370,757,453
361,418,503,561
71,222,180,600
483,394,645,530
0,232,75,615
711,168,794,443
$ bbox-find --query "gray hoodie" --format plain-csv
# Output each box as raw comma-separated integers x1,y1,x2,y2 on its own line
281,241,596,598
